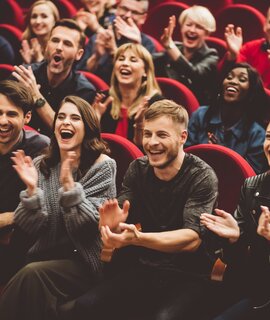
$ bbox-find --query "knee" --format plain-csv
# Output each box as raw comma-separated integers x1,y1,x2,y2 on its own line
14,261,45,282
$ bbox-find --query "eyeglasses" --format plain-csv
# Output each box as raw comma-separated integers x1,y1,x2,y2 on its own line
118,5,146,17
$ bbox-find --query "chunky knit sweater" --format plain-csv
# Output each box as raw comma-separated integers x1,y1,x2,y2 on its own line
14,155,117,277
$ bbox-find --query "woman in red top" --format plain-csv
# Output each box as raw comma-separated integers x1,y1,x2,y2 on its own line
93,43,162,146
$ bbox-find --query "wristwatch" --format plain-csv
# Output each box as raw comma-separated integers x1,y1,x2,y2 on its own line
165,41,175,50
33,97,46,109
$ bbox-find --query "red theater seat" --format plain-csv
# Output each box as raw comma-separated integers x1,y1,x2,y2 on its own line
156,77,199,116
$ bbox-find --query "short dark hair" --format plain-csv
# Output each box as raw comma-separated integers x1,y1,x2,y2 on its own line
51,18,86,49
0,80,33,114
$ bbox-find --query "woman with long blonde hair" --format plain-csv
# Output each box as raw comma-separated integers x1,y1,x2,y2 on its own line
21,0,60,64
94,42,163,146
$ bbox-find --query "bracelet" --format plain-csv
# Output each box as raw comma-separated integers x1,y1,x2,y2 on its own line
133,123,144,129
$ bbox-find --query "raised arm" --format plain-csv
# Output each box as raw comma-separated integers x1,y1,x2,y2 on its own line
12,65,55,129
224,24,243,61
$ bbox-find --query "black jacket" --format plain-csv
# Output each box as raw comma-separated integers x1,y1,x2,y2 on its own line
223,172,270,308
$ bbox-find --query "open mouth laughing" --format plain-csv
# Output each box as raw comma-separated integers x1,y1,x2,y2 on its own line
60,129,74,140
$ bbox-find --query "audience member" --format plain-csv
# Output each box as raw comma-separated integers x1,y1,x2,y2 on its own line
61,99,219,320
0,95,117,320
74,0,116,38
186,63,269,174
201,121,270,320
93,43,162,146
0,36,15,65
12,19,96,136
0,80,49,284
21,0,60,64
76,0,156,84
220,6,270,89
155,5,218,104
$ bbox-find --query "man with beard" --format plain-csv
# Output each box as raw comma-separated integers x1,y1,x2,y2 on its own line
0,80,49,284
12,19,96,136
60,99,219,320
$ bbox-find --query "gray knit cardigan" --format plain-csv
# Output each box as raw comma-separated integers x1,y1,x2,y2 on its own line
14,155,117,276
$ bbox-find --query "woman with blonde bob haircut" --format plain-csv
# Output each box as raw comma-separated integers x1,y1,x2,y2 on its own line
21,0,60,64
93,43,163,146
157,5,218,104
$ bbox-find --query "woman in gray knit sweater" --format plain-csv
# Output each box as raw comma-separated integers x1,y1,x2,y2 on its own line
0,96,117,320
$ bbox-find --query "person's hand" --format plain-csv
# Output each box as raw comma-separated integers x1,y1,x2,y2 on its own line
99,199,129,232
134,96,149,125
100,222,139,248
95,29,108,57
160,15,176,48
60,151,77,191
201,209,240,243
12,65,41,100
114,16,141,44
11,150,38,196
257,206,270,241
30,38,43,62
103,25,117,55
208,132,220,144
75,9,101,32
92,92,113,120
224,24,243,60
20,40,33,64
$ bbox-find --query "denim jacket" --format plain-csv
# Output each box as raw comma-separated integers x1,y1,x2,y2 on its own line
186,106,268,174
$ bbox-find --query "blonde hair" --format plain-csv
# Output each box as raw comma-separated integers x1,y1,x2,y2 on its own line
22,0,60,41
179,5,216,33
145,99,189,129
109,43,161,120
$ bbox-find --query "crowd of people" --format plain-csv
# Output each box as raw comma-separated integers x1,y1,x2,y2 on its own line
0,1,269,319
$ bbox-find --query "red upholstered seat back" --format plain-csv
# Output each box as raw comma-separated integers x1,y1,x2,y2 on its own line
101,133,144,192
185,144,256,213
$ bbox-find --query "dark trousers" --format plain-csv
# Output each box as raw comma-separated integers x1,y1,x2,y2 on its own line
0,259,98,320
64,264,220,320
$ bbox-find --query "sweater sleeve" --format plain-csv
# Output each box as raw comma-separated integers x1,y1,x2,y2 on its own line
14,187,49,236
61,159,117,234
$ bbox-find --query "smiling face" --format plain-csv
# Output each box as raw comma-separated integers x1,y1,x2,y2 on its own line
30,3,56,38
45,26,84,77
181,16,208,51
264,122,270,167
222,67,250,103
0,94,31,155
117,0,147,28
54,102,85,158
143,115,187,171
114,48,146,88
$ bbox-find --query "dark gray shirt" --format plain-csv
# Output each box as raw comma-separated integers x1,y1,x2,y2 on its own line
117,154,218,275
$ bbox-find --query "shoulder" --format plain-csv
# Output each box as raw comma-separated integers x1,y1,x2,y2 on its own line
29,61,46,73
140,33,155,52
90,156,117,175
22,130,50,157
74,71,96,91
190,105,209,120
184,153,218,182
244,172,268,189
242,38,265,49
247,122,265,138
125,156,149,175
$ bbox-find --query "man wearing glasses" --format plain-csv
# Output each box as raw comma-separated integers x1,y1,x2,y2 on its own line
76,0,155,84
